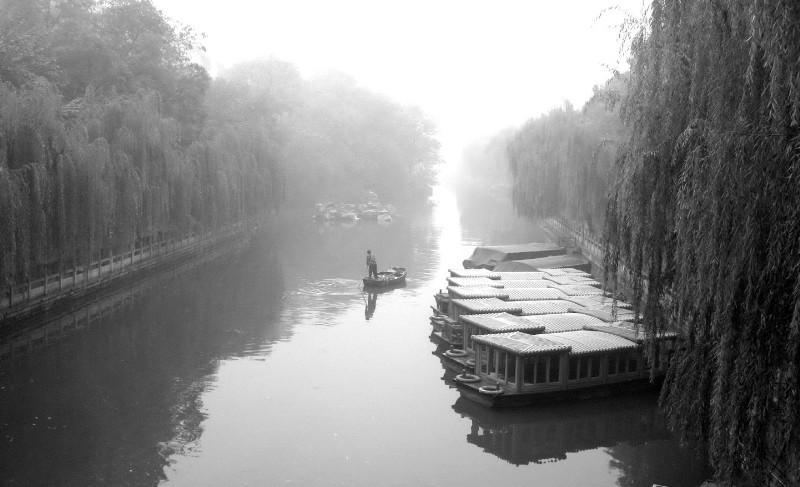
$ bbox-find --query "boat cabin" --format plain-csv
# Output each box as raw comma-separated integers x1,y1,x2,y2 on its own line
569,307,638,323
469,328,677,395
448,298,523,321
496,271,553,280
446,277,504,288
447,286,511,300
448,286,568,301
459,312,607,352
448,268,500,279
448,298,575,321
470,330,642,393
447,268,592,280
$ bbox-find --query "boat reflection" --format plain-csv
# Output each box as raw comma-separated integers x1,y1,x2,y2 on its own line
451,392,670,466
362,281,407,321
365,292,378,320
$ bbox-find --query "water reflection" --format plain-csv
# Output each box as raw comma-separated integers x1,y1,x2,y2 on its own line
0,242,286,486
360,283,408,321
452,392,710,484
364,292,378,320
452,394,670,465
0,187,713,486
275,213,423,326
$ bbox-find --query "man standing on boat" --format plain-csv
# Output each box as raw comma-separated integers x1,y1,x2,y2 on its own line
366,250,378,279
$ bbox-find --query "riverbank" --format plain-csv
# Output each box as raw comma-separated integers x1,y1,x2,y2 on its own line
0,225,252,333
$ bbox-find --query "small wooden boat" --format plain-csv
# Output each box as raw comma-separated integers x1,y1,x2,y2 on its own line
363,267,406,287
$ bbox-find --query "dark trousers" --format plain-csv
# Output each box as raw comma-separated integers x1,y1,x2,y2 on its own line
369,263,378,278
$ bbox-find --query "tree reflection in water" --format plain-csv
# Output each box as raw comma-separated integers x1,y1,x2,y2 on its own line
0,241,285,486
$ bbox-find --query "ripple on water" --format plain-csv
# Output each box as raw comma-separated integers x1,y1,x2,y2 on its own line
282,278,364,324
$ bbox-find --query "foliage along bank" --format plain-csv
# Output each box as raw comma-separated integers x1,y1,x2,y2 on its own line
604,1,799,484
506,1,800,484
507,77,627,236
0,0,441,290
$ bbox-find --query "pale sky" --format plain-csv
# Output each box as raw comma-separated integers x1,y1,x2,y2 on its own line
154,0,646,163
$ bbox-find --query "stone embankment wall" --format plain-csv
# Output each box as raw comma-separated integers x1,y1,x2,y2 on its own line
0,225,249,327
545,217,604,268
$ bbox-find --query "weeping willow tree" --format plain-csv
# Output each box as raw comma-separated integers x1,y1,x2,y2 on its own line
605,1,800,484
0,81,61,286
507,79,627,234
0,1,289,295
0,82,285,290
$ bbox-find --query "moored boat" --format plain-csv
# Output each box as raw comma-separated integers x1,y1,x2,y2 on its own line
453,326,676,408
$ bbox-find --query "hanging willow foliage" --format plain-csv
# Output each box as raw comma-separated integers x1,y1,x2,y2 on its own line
507,81,627,234
605,1,800,484
0,82,286,289
0,168,19,287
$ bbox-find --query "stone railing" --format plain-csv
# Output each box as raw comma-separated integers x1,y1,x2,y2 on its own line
1,223,247,324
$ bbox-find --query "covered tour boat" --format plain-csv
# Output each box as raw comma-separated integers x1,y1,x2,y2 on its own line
452,325,676,408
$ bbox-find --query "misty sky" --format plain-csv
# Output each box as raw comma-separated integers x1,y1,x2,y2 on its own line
154,0,645,163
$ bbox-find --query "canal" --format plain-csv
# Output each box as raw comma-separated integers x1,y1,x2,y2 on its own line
0,186,711,486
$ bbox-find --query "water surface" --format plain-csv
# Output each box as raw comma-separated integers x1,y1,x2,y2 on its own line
0,187,710,486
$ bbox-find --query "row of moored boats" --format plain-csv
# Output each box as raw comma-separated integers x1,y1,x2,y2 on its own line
429,266,677,408
313,202,395,222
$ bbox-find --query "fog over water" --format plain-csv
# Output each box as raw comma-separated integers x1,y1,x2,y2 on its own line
154,0,646,163
0,186,710,486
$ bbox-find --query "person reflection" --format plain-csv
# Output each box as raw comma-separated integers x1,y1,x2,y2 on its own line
365,292,378,320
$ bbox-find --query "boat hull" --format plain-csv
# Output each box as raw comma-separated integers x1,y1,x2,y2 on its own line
455,375,665,408
362,267,406,288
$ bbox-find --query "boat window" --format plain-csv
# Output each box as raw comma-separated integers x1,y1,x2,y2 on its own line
506,355,516,384
578,357,590,379
590,356,601,378
569,357,579,380
523,357,536,385
523,355,559,385
479,346,489,374
497,351,507,380
488,348,497,376
549,355,560,383
535,356,547,384
627,353,638,373
608,354,619,375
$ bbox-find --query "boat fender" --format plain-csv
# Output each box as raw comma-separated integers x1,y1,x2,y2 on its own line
455,373,481,383
478,385,504,396
444,348,467,358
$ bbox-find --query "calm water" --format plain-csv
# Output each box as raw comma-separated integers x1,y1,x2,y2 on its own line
0,187,711,486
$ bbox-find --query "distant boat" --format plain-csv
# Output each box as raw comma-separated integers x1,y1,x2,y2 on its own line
363,267,406,288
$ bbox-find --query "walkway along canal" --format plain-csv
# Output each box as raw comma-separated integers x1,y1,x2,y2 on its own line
0,224,252,328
